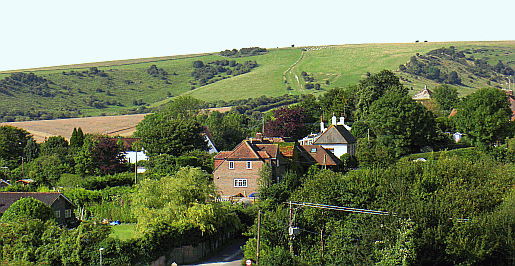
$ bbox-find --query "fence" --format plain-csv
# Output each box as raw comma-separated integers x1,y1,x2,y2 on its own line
148,231,236,266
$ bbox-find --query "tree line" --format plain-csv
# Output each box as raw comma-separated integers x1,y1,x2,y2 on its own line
191,59,258,86
219,47,267,57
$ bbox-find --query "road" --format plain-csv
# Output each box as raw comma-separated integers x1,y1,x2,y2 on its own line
181,237,247,266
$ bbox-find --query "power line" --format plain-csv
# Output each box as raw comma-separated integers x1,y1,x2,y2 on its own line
286,201,469,222
288,201,392,216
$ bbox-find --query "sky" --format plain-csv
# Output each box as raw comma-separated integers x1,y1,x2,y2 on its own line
1,0,514,72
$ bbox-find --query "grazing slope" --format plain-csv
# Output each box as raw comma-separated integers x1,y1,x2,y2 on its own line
1,41,514,122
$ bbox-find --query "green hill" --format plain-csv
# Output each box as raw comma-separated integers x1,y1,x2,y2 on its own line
1,41,514,122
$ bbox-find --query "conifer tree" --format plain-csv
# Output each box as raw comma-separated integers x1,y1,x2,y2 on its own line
70,128,78,147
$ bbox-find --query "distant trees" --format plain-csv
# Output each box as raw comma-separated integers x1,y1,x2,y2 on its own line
191,60,258,86
219,47,267,57
147,65,169,79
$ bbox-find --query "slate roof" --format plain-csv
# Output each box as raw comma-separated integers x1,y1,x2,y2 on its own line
0,192,76,214
313,125,357,145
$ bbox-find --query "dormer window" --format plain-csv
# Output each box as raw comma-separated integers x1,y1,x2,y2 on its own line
229,161,234,169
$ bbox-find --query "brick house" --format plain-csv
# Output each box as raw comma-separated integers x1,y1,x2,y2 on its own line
213,137,287,199
0,192,78,226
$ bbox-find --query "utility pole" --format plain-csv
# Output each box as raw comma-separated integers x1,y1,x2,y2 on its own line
256,210,261,265
289,201,294,257
262,115,265,135
21,157,24,178
134,152,138,184
320,229,324,258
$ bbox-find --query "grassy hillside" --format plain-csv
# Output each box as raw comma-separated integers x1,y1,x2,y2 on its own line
1,41,514,122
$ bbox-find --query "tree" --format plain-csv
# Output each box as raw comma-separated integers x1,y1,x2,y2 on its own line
264,106,309,139
433,84,459,111
89,136,128,175
354,70,407,120
132,167,219,229
367,92,442,155
135,115,207,157
0,125,32,169
455,87,514,148
70,127,85,148
23,138,39,163
1,197,55,222
135,96,207,156
204,111,249,151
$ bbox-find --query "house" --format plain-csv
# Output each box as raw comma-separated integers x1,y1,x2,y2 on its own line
213,136,287,199
311,115,357,158
278,144,343,172
412,85,432,101
202,126,218,154
300,145,343,171
0,192,78,226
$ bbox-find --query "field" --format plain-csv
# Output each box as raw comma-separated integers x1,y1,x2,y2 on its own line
0,106,231,143
0,114,147,142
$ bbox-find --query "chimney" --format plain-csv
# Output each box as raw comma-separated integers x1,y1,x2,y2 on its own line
338,114,345,125
256,132,263,141
332,113,337,126
320,116,325,132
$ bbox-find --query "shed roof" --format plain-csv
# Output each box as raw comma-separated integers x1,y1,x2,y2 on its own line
0,192,77,214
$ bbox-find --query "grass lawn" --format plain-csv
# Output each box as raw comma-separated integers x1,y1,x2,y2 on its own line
109,223,138,241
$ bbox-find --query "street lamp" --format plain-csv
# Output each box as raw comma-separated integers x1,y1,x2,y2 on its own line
99,247,104,266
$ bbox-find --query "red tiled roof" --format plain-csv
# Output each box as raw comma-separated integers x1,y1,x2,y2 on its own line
214,151,232,159
213,140,281,172
301,145,342,166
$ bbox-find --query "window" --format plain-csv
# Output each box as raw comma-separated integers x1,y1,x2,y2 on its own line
55,210,61,218
234,179,247,187
65,209,72,218
229,161,234,169
246,161,252,169
311,148,317,153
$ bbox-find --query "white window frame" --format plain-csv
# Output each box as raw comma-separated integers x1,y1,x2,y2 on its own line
229,161,234,169
246,161,252,169
65,209,72,218
234,178,248,187
55,210,61,218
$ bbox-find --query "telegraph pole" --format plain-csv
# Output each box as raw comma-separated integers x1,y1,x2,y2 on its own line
289,201,294,257
134,152,138,184
256,210,261,265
